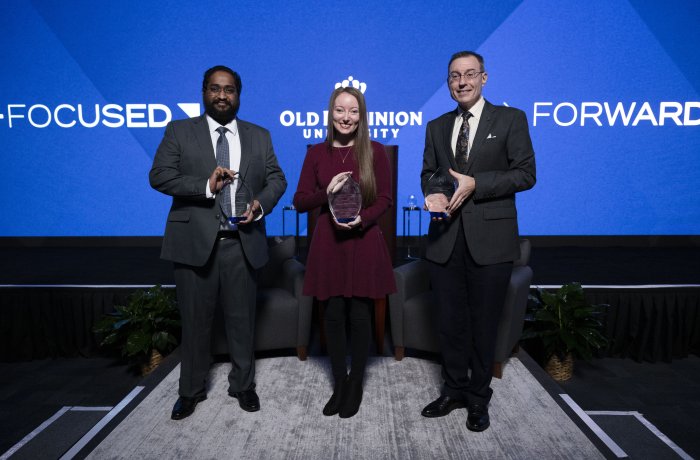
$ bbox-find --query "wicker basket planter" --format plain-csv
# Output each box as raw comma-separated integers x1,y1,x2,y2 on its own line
545,353,574,381
141,349,164,376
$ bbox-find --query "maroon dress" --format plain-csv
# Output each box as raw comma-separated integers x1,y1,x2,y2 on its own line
293,141,397,301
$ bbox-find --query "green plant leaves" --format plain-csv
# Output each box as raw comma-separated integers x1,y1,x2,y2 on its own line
93,285,180,363
522,282,609,362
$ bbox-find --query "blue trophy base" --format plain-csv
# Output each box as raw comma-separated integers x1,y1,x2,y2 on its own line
429,211,449,219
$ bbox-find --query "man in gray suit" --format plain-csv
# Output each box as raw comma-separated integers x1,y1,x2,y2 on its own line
150,65,286,420
420,51,536,431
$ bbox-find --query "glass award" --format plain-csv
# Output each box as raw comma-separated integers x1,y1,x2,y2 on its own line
407,194,418,210
221,177,253,224
424,168,455,219
328,176,362,223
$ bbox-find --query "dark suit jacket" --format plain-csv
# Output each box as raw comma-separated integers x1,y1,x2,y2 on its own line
149,114,287,270
421,100,536,265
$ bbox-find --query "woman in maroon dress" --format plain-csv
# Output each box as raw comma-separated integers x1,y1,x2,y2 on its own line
293,87,396,418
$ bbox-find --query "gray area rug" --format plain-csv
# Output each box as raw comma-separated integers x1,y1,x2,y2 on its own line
88,357,603,459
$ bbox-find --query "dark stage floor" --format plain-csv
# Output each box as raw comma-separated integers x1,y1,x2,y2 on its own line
561,355,700,459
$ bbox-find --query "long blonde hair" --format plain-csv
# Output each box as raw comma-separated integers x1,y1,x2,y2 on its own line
326,87,376,207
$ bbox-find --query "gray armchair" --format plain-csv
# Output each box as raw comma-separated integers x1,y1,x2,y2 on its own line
211,236,312,360
388,239,533,378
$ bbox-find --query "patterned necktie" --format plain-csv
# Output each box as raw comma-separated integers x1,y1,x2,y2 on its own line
215,127,232,219
455,111,473,173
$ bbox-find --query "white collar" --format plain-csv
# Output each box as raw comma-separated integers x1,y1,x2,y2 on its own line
206,114,238,136
457,97,485,120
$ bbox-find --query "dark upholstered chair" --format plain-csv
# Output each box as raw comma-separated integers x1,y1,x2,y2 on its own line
211,236,312,360
388,239,533,378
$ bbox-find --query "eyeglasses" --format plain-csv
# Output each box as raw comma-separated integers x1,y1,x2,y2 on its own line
448,71,484,82
206,85,237,95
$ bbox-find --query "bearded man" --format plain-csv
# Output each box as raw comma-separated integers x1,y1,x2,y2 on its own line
150,65,286,420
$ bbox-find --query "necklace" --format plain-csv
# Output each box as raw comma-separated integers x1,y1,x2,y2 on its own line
337,146,352,164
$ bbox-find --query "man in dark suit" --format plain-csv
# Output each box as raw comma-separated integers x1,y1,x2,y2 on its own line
420,51,536,431
150,65,286,420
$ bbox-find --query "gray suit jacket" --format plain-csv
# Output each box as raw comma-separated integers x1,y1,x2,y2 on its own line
149,114,287,269
421,100,536,265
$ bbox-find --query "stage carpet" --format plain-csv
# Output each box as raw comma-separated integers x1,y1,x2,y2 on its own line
87,356,603,459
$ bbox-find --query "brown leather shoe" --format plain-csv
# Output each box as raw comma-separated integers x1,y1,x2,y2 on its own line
171,395,207,420
421,395,466,418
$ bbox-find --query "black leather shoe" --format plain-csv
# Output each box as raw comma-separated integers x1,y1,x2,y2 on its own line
229,388,260,412
421,395,466,418
466,404,490,432
323,377,348,416
339,378,363,418
171,395,207,420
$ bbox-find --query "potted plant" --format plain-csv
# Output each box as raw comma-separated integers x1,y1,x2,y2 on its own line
522,282,608,381
94,285,180,375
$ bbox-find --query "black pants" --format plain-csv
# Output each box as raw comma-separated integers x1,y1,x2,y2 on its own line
324,296,373,383
174,237,256,398
429,230,512,406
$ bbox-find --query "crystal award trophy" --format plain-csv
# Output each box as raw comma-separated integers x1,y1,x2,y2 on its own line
221,176,253,224
328,175,362,223
424,168,456,219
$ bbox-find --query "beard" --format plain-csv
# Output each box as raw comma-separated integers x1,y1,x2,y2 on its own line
204,97,239,125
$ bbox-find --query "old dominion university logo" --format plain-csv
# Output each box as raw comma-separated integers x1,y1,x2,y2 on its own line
279,76,422,140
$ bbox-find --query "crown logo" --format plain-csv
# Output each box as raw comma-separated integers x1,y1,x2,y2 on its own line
334,76,367,94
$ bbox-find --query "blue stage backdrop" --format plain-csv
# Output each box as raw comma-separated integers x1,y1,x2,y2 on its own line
1,0,699,237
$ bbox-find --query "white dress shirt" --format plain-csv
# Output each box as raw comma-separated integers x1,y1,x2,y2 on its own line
204,116,241,229
203,115,263,224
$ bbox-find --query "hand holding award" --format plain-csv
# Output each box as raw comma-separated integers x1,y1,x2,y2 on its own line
425,167,456,221
328,172,362,225
221,176,253,224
